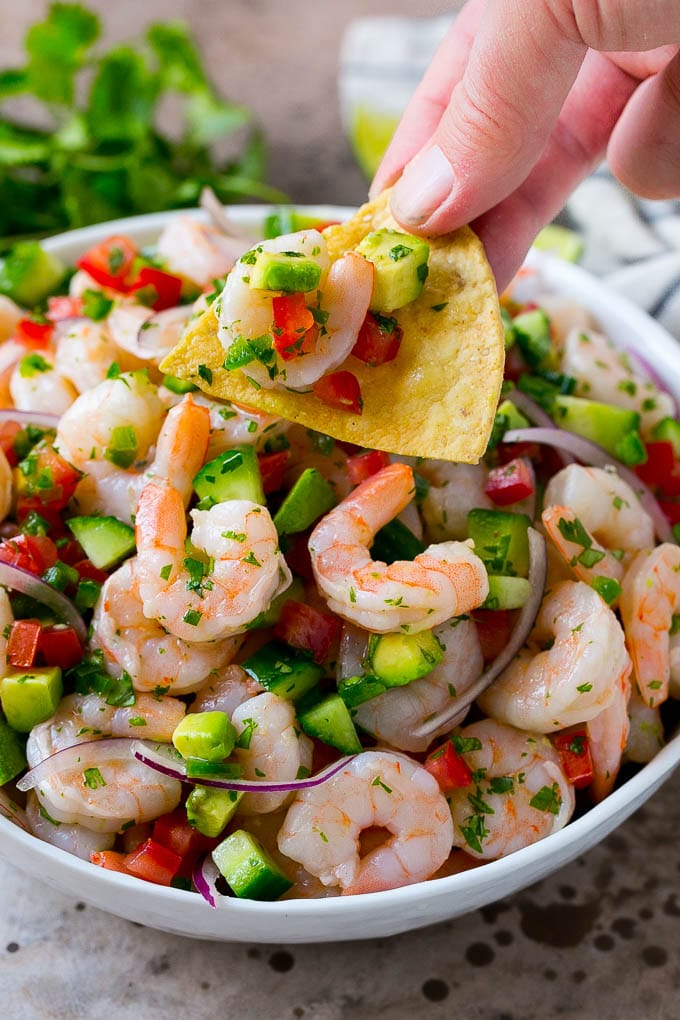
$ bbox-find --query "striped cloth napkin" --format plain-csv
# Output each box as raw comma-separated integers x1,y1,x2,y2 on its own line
340,16,680,342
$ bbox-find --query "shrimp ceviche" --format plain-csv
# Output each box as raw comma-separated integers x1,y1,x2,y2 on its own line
0,208,678,909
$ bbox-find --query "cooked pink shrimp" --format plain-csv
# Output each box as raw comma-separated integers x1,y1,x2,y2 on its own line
620,543,680,708
448,719,575,860
277,750,453,894
156,214,244,287
53,319,122,394
190,664,263,717
478,581,631,732
624,683,664,765
0,295,22,342
309,462,489,633
586,667,631,802
25,791,116,860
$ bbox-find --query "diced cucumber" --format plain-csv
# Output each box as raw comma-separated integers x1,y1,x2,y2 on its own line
66,515,136,570
482,575,531,610
552,395,645,465
193,445,265,508
0,241,66,308
356,228,430,312
212,829,292,900
263,208,330,239
366,630,444,686
371,519,425,563
512,308,554,368
172,711,236,763
467,509,531,578
533,224,584,263
500,307,517,349
186,786,243,838
652,417,680,457
0,718,27,784
497,399,530,431
248,251,322,293
241,641,323,702
298,693,362,754
0,666,63,733
337,674,388,709
273,468,336,535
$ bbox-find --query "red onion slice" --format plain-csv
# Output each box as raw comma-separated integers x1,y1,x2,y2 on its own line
16,738,134,793
413,527,547,739
0,409,60,430
504,427,675,544
131,740,354,792
0,562,87,643
193,854,221,909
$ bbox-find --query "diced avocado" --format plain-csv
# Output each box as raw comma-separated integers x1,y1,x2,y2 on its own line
533,224,584,263
338,674,388,709
497,399,530,431
193,445,265,508
263,208,330,239
172,711,236,763
356,228,430,312
186,785,243,838
482,575,531,610
248,250,322,294
467,509,531,578
0,717,27,784
273,468,336,535
517,370,577,412
241,641,323,702
0,241,66,308
298,693,362,754
512,308,554,368
652,417,680,457
366,630,444,686
66,515,136,570
162,374,198,394
213,829,292,900
0,666,62,733
552,395,645,465
371,519,425,564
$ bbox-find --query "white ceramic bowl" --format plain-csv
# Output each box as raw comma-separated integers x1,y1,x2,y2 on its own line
0,208,678,943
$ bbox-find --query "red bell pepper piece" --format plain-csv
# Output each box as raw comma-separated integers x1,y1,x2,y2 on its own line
7,619,42,669
15,318,54,347
76,235,138,292
0,534,58,576
38,625,84,670
282,532,314,581
312,371,363,415
152,808,215,860
0,421,23,467
636,441,680,496
272,293,317,361
129,266,183,312
658,498,680,526
257,450,289,494
424,739,473,792
124,838,182,886
471,609,512,662
47,296,83,322
274,600,342,664
484,457,534,506
346,449,390,486
552,726,594,789
351,311,403,366
90,850,130,874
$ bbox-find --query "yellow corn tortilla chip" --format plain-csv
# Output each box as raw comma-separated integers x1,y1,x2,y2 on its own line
161,191,504,462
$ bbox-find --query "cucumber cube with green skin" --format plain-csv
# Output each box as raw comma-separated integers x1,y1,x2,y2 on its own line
0,718,27,784
482,575,531,610
273,468,336,535
298,693,362,754
241,641,323,701
172,711,236,763
467,509,531,578
552,395,645,465
66,515,136,570
186,786,243,838
496,399,530,431
248,251,322,293
652,417,680,457
212,829,292,900
193,445,265,508
366,630,444,686
371,519,425,564
356,228,430,312
512,308,554,369
0,241,65,308
263,209,330,239
338,674,388,709
0,667,63,733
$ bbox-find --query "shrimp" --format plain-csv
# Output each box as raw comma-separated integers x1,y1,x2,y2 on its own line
217,231,373,391
277,750,453,894
619,543,680,707
0,448,12,523
586,667,631,802
309,462,489,633
161,390,290,462
91,560,243,694
351,617,484,752
53,319,122,394
9,354,78,415
625,682,664,765
25,791,115,860
448,719,575,860
478,580,631,732
156,215,244,287
560,327,674,437
190,664,263,716
0,296,22,342
419,461,493,542
232,692,313,816
534,293,597,347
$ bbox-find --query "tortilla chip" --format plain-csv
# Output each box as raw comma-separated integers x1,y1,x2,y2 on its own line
160,191,504,462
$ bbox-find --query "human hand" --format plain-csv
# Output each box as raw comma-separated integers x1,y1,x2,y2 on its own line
370,0,680,290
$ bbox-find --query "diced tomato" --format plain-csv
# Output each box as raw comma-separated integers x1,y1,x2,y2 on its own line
124,838,182,886
272,293,316,361
484,457,534,505
659,498,680,526
503,344,527,382
38,625,84,670
258,450,289,495
0,421,23,467
635,441,680,496
56,540,85,566
274,600,342,664
152,808,215,860
424,740,473,792
72,558,109,584
472,609,512,662
129,267,183,312
76,235,138,292
15,443,82,515
283,532,314,581
0,534,58,575
552,727,594,789
496,440,540,465
15,318,54,347
346,449,390,486
312,371,363,415
7,619,42,669
46,296,83,322
90,850,130,874
351,311,403,366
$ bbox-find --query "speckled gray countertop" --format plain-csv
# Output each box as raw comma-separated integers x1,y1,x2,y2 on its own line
1,2,679,1016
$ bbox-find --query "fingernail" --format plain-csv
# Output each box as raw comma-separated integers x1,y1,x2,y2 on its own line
390,145,455,225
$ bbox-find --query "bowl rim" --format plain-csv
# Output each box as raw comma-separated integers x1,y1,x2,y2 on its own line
1,205,679,928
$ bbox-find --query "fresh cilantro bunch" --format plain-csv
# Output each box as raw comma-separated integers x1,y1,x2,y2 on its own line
0,3,284,250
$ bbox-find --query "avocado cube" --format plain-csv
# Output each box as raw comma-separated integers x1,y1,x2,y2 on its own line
212,830,292,900
367,631,444,686
482,575,531,610
172,711,237,763
356,228,429,312
186,786,243,838
248,251,321,293
0,718,27,784
0,667,63,733
273,468,336,535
